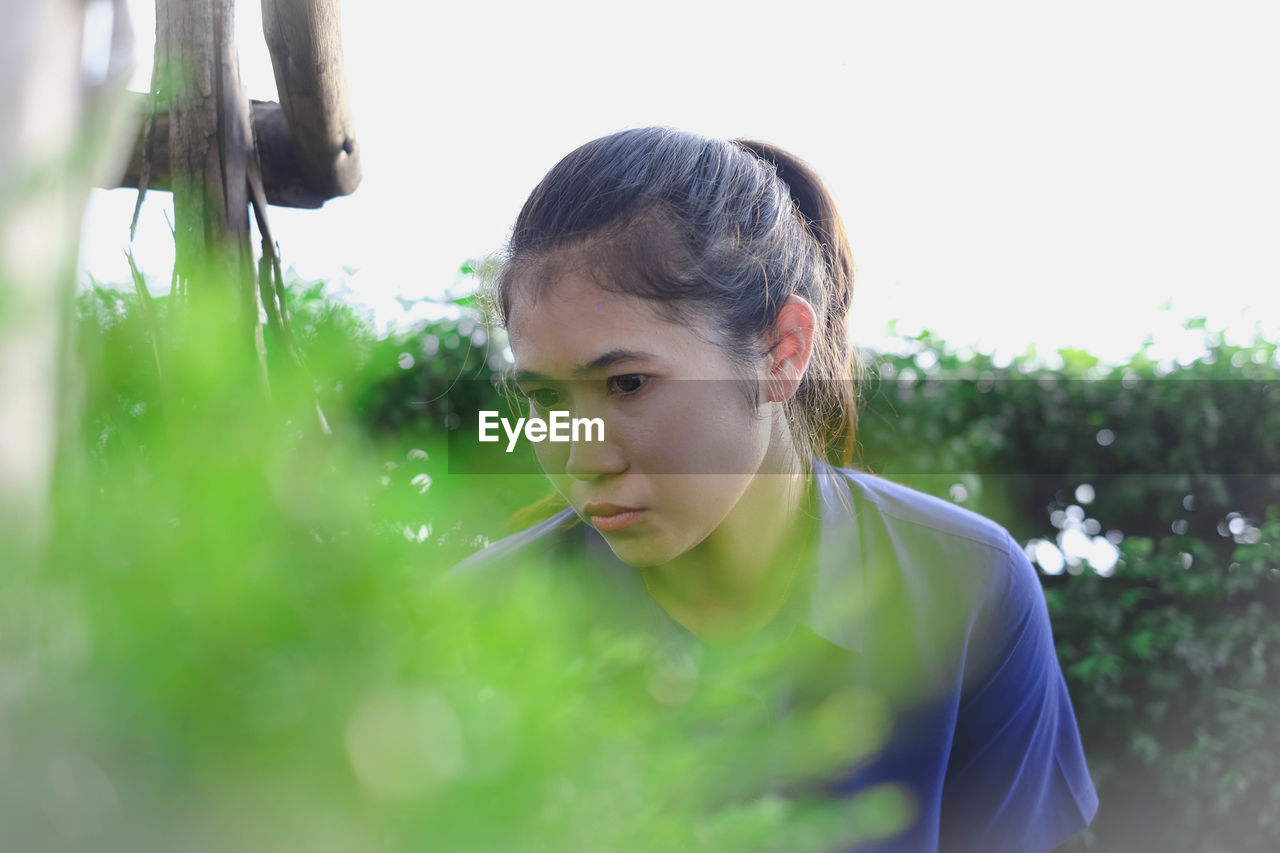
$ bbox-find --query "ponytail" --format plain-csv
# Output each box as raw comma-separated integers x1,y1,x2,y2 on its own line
731,140,862,466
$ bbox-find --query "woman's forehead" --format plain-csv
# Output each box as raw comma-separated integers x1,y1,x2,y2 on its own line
510,273,663,353
504,211,689,316
507,273,711,375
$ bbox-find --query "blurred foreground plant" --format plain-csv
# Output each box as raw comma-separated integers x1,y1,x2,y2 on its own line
2,280,910,852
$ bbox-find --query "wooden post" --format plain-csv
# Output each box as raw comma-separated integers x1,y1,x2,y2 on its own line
155,0,264,362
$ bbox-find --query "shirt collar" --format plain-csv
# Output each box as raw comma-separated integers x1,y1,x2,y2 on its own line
579,459,866,655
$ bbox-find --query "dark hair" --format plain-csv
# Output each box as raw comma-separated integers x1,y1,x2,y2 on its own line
491,127,861,466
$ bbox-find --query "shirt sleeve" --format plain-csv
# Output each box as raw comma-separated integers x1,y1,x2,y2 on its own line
936,534,1099,852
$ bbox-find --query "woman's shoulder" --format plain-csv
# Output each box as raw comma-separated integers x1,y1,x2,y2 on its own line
811,465,1036,653
819,464,1013,554
446,507,584,580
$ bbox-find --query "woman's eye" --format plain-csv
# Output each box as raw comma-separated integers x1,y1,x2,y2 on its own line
526,388,560,409
607,374,647,395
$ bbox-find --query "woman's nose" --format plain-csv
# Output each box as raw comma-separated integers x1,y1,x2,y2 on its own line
564,431,628,481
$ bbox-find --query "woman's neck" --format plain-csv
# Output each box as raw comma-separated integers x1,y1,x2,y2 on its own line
639,446,818,644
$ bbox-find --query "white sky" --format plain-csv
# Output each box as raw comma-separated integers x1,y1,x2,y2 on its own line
81,0,1280,367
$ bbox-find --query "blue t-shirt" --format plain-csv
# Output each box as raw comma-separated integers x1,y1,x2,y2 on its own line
451,463,1098,851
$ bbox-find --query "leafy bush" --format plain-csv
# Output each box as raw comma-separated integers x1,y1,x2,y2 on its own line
1045,513,1280,852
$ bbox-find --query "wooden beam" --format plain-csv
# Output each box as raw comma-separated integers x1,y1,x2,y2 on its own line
111,0,360,209
260,0,361,200
114,94,333,209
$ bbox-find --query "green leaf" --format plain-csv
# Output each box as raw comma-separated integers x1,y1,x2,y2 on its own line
1058,347,1100,376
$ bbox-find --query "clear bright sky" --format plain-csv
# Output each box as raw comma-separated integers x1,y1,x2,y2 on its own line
81,0,1280,367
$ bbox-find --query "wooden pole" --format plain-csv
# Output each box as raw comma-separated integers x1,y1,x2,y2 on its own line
155,0,265,362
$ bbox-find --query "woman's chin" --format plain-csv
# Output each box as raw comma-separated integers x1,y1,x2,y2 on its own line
600,536,677,569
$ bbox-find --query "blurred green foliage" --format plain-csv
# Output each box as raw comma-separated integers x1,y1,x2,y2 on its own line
5,274,1275,851
5,274,908,852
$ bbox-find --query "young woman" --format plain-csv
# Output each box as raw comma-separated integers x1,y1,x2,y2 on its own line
454,127,1098,851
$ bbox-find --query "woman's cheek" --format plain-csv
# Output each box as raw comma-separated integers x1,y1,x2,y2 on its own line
643,383,764,476
532,436,571,476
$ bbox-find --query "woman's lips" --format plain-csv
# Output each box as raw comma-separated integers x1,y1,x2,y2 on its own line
582,503,645,533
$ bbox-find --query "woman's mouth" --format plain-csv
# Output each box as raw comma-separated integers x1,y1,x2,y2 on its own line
582,503,645,533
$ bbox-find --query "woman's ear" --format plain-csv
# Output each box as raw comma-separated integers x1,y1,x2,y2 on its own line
764,295,817,403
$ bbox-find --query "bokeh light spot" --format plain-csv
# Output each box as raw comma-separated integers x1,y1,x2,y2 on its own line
1087,537,1120,576
1031,539,1066,575
345,688,465,799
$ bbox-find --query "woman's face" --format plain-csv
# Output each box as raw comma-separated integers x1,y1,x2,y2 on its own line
507,271,787,568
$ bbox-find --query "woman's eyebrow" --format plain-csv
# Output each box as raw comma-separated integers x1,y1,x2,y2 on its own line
512,349,656,384
575,349,656,376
